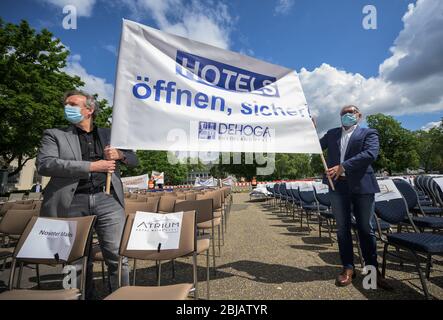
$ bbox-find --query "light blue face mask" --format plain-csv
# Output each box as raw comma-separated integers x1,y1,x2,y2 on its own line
341,113,358,127
64,105,84,124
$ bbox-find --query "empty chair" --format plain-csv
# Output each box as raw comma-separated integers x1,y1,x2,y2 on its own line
0,215,96,300
0,203,36,216
298,187,329,231
174,199,213,298
124,201,158,215
185,193,197,201
27,193,42,201
104,211,197,300
375,197,443,299
313,189,335,243
0,209,40,271
393,178,443,231
157,196,177,213
8,193,25,201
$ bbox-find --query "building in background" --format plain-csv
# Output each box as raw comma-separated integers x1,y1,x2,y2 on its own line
4,158,50,192
186,170,211,185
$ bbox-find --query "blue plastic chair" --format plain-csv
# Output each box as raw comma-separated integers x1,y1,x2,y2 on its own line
375,197,443,299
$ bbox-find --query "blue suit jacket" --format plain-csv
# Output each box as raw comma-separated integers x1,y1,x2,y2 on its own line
320,126,380,194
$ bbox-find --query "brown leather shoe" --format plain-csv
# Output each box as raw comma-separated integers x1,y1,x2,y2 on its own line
336,268,356,287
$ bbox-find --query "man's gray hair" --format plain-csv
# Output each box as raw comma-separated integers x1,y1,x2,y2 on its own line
63,90,99,118
341,105,361,114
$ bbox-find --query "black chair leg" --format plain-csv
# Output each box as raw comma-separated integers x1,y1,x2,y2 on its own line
382,243,388,278
327,219,333,245
410,250,431,300
425,254,432,279
353,229,365,268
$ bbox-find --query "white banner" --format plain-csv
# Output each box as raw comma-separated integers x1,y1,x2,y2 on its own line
127,211,183,250
375,179,403,202
17,218,77,261
195,176,217,187
111,20,322,154
121,174,150,189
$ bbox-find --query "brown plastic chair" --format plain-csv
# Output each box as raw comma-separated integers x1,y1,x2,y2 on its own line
185,193,197,201
0,203,36,216
0,209,40,271
174,199,214,298
0,215,96,300
196,192,223,254
104,211,197,300
157,196,177,213
124,201,158,215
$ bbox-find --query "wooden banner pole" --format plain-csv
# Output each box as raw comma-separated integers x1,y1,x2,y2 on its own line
320,153,335,191
106,172,112,194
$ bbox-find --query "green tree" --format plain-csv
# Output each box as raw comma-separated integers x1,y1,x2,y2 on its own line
121,150,189,185
310,152,326,177
366,114,420,174
209,153,267,181
94,96,113,128
415,119,443,172
0,19,83,176
210,152,316,181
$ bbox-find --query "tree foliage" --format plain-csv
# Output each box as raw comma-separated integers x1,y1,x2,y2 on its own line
121,151,189,185
414,119,443,172
0,19,83,176
366,114,420,174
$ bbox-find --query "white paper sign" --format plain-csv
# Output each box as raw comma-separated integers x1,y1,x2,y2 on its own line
433,177,443,191
313,181,329,194
110,19,322,154
299,181,314,192
17,218,77,261
375,179,403,202
127,211,183,250
151,171,165,184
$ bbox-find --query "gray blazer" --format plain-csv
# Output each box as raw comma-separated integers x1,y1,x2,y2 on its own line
36,125,138,217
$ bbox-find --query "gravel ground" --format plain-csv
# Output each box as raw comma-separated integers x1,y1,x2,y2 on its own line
1,192,442,300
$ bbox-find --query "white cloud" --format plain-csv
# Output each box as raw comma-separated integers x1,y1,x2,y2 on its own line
64,54,114,102
39,0,97,17
300,0,443,134
274,0,294,16
421,121,442,131
103,44,117,56
120,0,234,49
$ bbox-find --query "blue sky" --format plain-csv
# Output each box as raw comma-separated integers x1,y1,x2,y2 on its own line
1,0,442,132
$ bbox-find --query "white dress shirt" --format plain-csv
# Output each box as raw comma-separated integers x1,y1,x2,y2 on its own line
340,125,357,171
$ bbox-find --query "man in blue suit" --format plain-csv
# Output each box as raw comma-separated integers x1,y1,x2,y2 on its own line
320,105,389,288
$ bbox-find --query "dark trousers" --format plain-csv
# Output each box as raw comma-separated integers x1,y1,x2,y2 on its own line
67,192,129,298
329,180,378,269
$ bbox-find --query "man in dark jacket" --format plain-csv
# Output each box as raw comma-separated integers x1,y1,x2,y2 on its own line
320,105,389,289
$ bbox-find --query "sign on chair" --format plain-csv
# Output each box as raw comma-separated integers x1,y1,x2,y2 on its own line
17,218,77,261
127,211,184,251
313,181,329,194
375,180,403,202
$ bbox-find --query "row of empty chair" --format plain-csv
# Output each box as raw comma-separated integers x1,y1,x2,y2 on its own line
0,187,232,300
263,175,443,299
